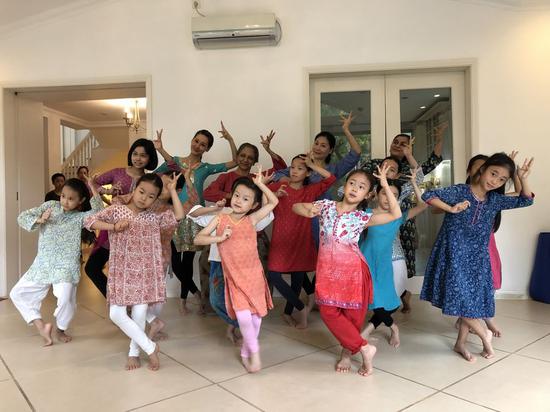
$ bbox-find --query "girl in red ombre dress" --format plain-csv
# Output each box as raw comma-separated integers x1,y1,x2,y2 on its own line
292,164,401,377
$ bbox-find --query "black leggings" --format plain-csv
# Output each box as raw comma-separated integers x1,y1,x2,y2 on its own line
268,271,306,315
171,241,199,299
84,247,109,298
369,308,397,328
302,274,315,295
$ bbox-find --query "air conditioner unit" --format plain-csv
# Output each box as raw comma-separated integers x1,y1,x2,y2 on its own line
192,13,282,49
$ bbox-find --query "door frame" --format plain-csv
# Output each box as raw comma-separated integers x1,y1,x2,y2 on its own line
0,75,152,297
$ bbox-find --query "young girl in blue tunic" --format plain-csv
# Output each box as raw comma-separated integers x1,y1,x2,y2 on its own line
421,153,534,362
360,168,428,348
10,177,102,346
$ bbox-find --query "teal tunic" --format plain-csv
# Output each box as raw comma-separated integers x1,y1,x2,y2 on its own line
360,210,408,311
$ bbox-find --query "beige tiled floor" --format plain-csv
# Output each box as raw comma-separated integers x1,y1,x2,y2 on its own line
1,276,550,412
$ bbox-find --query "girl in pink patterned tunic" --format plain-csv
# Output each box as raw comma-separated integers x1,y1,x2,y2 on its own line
292,164,401,376
84,173,185,371
194,168,279,374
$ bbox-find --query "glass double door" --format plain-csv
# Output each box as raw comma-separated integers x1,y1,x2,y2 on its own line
310,70,467,284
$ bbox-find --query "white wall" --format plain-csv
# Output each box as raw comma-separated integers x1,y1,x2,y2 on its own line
1,0,549,296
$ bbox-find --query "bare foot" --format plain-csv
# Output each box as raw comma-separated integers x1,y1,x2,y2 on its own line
360,322,375,340
400,290,412,314
125,356,141,370
55,328,72,343
233,328,243,345
480,329,495,359
358,344,376,376
389,324,400,348
147,318,166,341
33,320,53,347
247,351,262,373
241,356,250,371
282,314,297,327
148,343,160,371
197,304,206,316
335,349,352,373
292,308,309,329
179,300,191,315
453,344,477,363
485,318,502,338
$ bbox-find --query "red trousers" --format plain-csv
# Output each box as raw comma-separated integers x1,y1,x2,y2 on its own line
319,271,370,354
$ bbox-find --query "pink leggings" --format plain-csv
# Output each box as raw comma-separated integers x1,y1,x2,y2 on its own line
235,310,262,358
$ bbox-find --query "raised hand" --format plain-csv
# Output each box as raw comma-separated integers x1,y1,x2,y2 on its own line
340,111,355,132
260,130,276,151
373,162,390,186
275,184,288,198
402,136,416,157
405,166,420,182
508,150,519,161
218,121,233,141
166,172,182,192
114,220,129,232
449,200,470,213
517,157,534,180
110,182,123,196
36,209,52,224
153,129,164,150
252,164,270,186
433,121,449,139
215,199,227,209
304,152,315,169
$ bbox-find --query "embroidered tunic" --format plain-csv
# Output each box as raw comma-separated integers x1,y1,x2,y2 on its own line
84,204,178,306
17,197,103,284
314,200,373,309
421,184,533,318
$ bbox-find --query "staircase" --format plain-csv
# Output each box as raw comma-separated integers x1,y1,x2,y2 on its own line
61,131,99,178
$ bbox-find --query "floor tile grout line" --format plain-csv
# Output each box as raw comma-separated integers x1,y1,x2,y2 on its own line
397,392,442,412
0,354,36,412
158,350,218,385
124,382,216,411
217,384,265,411
438,391,500,411
511,331,550,354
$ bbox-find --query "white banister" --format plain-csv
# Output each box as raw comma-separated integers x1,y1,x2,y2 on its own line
61,131,99,178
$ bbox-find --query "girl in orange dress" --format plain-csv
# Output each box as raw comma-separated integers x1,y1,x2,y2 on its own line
194,167,278,373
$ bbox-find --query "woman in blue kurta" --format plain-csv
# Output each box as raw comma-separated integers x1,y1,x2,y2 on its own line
360,170,428,348
153,125,237,314
421,153,534,362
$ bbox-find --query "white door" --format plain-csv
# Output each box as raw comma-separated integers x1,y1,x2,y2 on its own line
310,69,467,289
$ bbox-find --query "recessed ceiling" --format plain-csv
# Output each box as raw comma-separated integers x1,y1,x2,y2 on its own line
46,99,147,123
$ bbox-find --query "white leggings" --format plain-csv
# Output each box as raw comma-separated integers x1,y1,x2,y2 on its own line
10,278,77,330
109,304,156,356
146,303,164,324
392,259,408,297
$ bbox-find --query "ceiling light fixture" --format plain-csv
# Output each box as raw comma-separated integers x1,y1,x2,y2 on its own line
434,94,440,98
420,106,426,109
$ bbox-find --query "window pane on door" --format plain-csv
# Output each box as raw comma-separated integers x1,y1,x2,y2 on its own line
399,87,453,276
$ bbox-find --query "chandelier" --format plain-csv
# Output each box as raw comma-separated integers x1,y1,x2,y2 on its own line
123,100,141,132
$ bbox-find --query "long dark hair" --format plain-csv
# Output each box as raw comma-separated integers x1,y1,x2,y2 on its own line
314,131,336,164
128,138,158,170
470,153,515,233
63,178,91,211
465,154,489,184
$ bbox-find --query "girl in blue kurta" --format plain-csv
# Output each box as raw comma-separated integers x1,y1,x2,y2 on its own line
360,169,428,348
153,125,237,314
421,153,534,362
10,178,102,346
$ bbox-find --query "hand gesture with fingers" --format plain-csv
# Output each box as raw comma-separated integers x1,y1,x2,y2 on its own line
166,172,182,193
260,130,276,151
406,166,420,182
508,150,519,161
306,204,321,218
340,111,355,132
220,225,232,240
517,157,534,180
433,121,449,140
449,200,470,214
153,129,164,150
36,209,52,224
304,152,315,169
111,182,122,196
114,219,129,232
402,136,415,157
253,165,270,186
215,199,227,209
373,163,390,186
275,184,288,198
218,121,233,141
